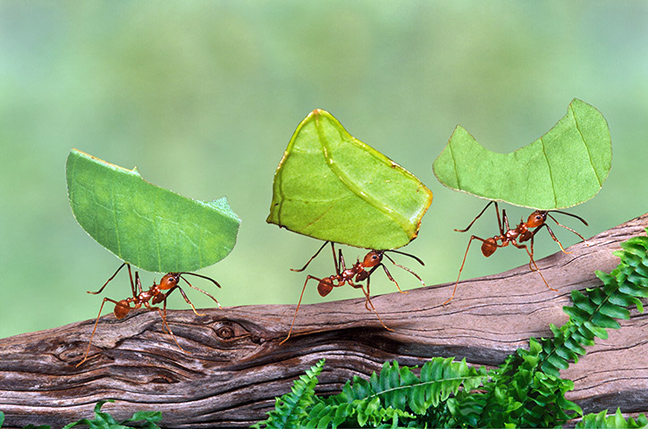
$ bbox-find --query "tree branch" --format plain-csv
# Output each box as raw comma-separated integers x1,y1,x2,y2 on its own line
1,213,647,428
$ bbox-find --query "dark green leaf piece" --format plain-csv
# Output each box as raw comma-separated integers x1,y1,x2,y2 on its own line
433,99,611,210
67,149,240,273
267,109,433,250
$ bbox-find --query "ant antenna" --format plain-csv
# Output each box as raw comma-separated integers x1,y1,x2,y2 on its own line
178,272,222,288
384,249,425,266
549,210,589,226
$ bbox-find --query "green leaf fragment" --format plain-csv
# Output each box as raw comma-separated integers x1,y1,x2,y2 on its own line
67,149,240,273
267,109,433,250
433,99,611,210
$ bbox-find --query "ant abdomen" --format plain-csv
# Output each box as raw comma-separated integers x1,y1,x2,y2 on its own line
113,301,130,319
317,279,334,297
481,238,498,257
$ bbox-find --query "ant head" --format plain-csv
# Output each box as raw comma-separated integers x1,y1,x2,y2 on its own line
526,211,548,228
159,273,181,290
362,250,384,268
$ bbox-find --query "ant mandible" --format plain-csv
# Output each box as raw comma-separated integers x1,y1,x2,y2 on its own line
281,241,425,344
76,262,222,367
444,201,588,305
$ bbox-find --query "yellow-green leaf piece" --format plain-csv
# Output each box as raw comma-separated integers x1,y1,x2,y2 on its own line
267,109,433,250
67,149,240,273
433,99,612,210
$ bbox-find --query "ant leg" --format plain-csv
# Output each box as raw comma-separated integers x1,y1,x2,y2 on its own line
338,247,348,276
375,263,406,293
526,223,560,257
361,276,373,311
382,253,425,288
133,269,143,297
153,286,200,320
500,206,511,237
348,277,375,315
156,299,172,336
531,214,588,255
513,242,557,292
127,265,138,297
76,297,122,367
544,217,587,252
175,286,207,316
350,267,385,310
280,275,320,345
355,280,394,332
548,222,582,248
291,241,331,272
149,301,188,353
332,243,343,274
88,263,128,295
179,277,221,310
528,236,537,271
338,248,344,274
455,201,494,233
444,235,492,306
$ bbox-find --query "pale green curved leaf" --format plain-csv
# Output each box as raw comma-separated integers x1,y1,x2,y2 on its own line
433,99,612,210
267,109,433,250
67,149,240,272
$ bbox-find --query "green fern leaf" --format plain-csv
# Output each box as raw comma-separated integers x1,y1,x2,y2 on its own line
577,408,648,428
598,301,630,319
591,312,621,329
583,320,610,339
563,337,587,356
252,359,325,429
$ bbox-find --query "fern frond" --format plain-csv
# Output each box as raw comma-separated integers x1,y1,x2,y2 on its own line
477,338,580,428
541,230,648,377
577,408,648,428
305,358,488,428
252,358,325,429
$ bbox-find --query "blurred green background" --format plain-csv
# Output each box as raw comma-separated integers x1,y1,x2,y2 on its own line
1,1,647,339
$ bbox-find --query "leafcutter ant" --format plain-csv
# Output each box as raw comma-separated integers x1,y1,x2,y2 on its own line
281,241,425,344
76,263,221,367
444,201,588,305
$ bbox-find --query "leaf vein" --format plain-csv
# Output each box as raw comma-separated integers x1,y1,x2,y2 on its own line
539,136,558,208
571,105,603,187
317,125,409,238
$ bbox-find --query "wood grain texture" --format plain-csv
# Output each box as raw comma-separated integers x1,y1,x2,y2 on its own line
1,213,647,428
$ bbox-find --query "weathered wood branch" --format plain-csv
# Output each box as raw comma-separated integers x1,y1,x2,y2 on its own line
1,213,647,428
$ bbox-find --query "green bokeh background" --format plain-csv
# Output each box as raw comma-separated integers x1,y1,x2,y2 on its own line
1,2,646,339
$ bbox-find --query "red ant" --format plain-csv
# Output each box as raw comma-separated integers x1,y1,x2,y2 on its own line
444,201,588,305
76,263,221,366
281,241,425,344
